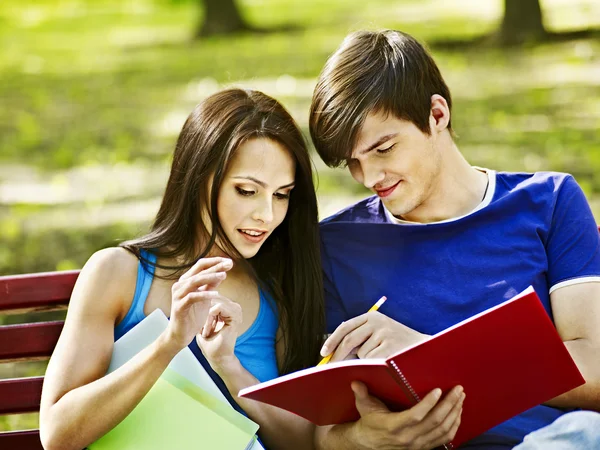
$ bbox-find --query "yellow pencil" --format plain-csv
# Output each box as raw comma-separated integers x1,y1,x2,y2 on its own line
317,296,388,366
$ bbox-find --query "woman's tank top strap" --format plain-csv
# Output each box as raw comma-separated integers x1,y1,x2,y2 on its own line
114,249,157,341
233,288,279,383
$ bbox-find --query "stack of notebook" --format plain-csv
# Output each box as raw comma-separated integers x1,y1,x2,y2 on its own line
88,309,264,450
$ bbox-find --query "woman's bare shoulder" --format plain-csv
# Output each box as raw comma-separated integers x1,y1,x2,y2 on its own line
87,247,139,275
70,247,140,318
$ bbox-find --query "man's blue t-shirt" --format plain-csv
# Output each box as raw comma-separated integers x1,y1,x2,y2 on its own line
319,170,600,447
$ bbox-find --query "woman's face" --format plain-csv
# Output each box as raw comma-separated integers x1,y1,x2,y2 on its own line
217,137,296,259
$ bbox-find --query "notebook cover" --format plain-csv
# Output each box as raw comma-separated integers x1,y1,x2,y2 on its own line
107,309,227,402
387,286,585,447
95,309,264,449
240,286,584,441
240,358,407,425
88,369,258,450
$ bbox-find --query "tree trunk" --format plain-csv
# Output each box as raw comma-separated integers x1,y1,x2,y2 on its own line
500,0,547,45
196,0,249,38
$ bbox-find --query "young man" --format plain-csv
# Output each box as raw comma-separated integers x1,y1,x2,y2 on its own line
309,30,600,449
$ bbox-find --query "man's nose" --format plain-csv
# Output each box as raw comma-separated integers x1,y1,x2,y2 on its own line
361,163,385,189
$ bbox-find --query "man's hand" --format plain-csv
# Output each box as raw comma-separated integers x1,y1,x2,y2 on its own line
346,382,464,450
321,312,430,362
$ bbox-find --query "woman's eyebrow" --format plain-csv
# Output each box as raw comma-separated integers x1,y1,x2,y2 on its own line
277,181,295,189
232,176,267,187
232,176,295,190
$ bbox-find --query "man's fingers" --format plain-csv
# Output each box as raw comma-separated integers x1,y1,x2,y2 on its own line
417,388,464,444
356,335,382,359
179,257,232,281
351,381,390,417
417,385,464,436
329,324,374,362
407,388,444,423
321,315,369,357
427,392,464,448
437,403,463,448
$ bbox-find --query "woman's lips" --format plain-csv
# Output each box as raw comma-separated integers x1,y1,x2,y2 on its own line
238,229,267,243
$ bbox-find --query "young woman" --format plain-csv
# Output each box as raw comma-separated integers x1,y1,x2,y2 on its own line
39,89,325,450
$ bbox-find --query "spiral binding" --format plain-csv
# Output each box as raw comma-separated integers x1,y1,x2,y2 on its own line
389,360,454,450
389,360,421,403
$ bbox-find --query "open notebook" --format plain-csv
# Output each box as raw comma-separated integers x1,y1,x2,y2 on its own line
88,309,265,450
240,286,584,449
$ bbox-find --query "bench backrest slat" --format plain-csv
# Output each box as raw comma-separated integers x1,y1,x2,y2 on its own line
0,270,79,448
0,321,64,363
0,271,80,314
0,430,43,450
0,377,44,415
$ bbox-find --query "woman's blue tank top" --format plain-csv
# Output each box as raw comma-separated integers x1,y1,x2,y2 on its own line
114,250,280,381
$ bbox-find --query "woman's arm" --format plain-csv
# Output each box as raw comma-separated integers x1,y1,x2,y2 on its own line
40,250,232,450
214,358,316,450
198,303,315,450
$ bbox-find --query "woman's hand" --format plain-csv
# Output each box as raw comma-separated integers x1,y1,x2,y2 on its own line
196,295,243,373
165,257,233,351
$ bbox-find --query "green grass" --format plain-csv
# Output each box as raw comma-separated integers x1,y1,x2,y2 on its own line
0,0,598,262
0,0,599,269
1,0,598,177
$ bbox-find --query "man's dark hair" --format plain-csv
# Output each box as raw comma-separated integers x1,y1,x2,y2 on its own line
309,29,453,167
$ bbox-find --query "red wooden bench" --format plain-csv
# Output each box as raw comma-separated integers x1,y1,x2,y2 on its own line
0,270,80,449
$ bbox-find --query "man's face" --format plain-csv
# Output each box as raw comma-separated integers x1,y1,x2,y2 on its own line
348,110,442,219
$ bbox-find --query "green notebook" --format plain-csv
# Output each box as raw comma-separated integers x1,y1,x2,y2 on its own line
88,368,258,450
86,309,262,450
88,368,259,450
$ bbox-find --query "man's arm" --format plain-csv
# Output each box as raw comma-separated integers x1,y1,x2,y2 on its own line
547,281,600,411
315,382,464,450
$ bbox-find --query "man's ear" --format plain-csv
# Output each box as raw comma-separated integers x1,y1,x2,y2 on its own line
430,94,450,132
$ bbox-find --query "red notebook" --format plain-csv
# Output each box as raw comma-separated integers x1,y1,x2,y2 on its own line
239,286,585,448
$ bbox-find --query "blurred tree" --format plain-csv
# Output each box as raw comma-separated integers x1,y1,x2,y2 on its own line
196,0,249,37
500,0,546,45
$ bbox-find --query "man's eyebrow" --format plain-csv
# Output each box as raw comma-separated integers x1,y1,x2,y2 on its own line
232,176,295,190
357,133,398,155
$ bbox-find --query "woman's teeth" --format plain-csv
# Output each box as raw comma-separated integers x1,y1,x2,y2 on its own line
240,230,264,236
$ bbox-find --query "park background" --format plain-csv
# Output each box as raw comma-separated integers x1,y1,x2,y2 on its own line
1,0,599,432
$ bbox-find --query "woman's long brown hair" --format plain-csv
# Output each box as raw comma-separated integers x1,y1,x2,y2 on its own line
121,89,325,373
